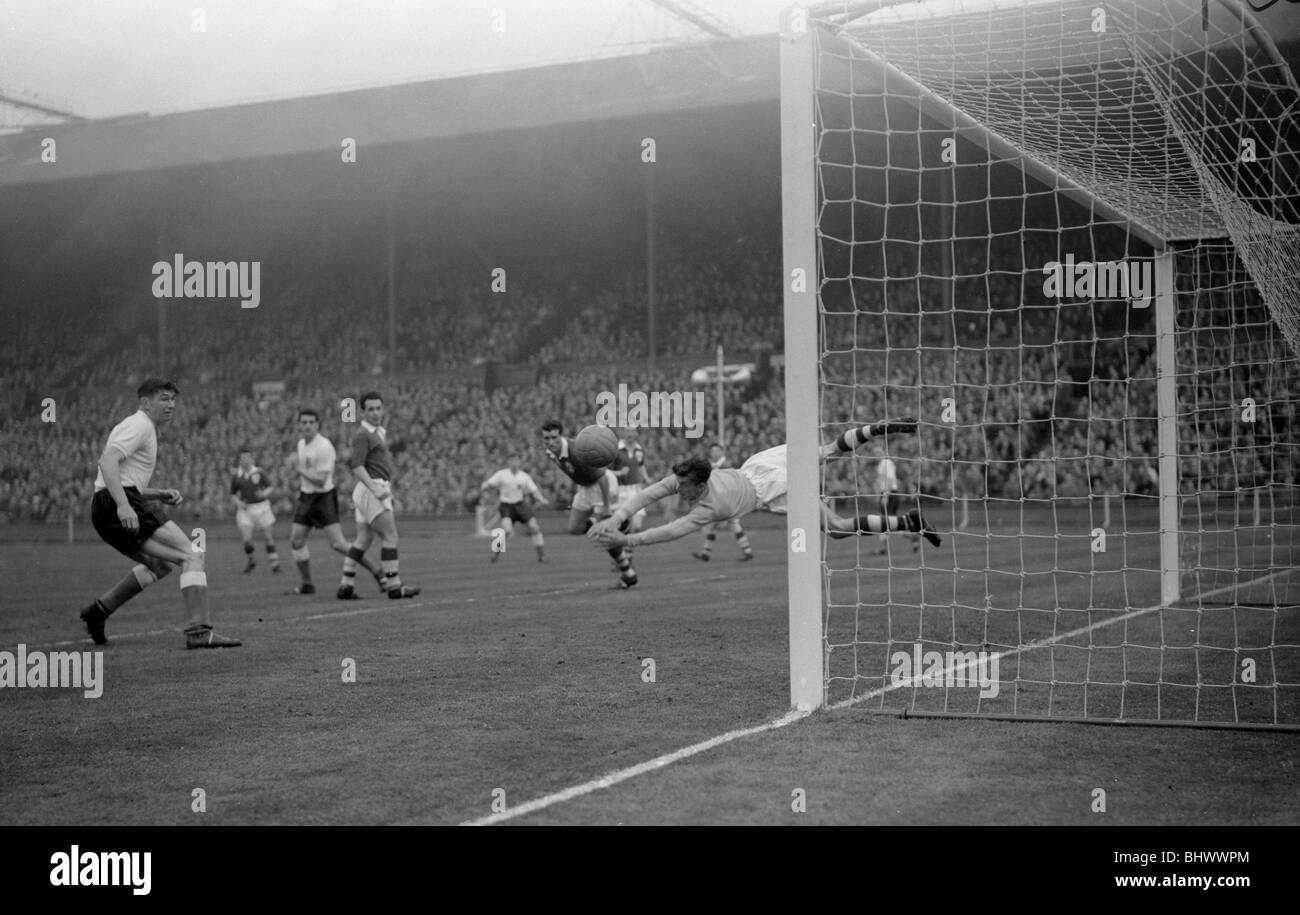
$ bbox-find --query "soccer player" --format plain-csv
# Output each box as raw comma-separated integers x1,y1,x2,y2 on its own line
873,443,919,554
693,442,754,562
540,419,637,589
231,447,281,573
286,409,385,596
588,419,941,550
612,427,649,542
481,454,547,562
339,392,420,599
78,378,241,648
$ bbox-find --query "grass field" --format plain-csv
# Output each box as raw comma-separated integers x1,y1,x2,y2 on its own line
1,509,1297,825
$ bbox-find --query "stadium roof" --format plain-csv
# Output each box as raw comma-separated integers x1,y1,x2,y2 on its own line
0,36,777,188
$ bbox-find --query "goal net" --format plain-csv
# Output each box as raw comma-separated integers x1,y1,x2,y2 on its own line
780,0,1300,727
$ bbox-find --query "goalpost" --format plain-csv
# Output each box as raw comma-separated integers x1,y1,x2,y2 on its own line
780,0,1300,727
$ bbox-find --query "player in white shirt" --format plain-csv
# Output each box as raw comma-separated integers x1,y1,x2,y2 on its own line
481,454,547,562
589,418,941,550
78,378,241,649
693,443,754,562
285,408,385,596
873,444,919,553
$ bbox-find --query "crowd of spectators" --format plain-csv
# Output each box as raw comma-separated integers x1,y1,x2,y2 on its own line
3,240,1297,524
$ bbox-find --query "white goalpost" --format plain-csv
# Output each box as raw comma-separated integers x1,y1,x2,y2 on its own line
781,0,1300,727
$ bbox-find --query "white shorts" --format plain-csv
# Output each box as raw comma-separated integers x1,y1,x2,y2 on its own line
739,445,788,515
236,501,275,531
353,481,395,525
572,469,621,513
618,483,647,521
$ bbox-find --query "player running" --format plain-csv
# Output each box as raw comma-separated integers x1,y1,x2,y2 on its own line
338,392,420,600
588,418,941,550
693,442,754,562
286,409,385,596
481,454,547,562
231,447,281,573
78,378,241,649
540,419,637,589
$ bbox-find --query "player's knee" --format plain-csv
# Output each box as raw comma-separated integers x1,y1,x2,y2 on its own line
292,546,310,562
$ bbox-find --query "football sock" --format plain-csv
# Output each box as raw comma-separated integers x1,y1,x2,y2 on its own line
243,543,255,557
98,565,155,613
179,570,209,627
265,543,280,563
381,546,401,590
735,530,753,555
340,545,365,587
701,531,716,556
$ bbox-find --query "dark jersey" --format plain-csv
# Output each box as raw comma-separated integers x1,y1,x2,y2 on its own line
231,467,270,504
614,441,647,485
350,423,394,482
545,439,605,486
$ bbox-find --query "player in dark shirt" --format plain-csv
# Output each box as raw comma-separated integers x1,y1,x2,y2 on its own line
338,392,420,599
540,419,637,589
230,448,281,573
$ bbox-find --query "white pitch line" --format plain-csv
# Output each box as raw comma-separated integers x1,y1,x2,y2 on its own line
829,568,1294,711
464,568,1297,825
459,708,812,826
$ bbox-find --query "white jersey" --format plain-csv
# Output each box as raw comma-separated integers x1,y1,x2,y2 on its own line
297,435,337,493
876,457,899,493
483,468,542,505
94,410,157,492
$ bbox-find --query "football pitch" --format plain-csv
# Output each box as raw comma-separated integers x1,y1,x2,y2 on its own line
1,511,1296,825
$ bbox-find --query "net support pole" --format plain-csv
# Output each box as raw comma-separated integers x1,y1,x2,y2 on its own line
780,7,823,712
1155,251,1180,606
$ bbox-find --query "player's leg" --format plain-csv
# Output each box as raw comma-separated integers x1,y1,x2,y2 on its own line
567,505,595,535
337,520,374,599
138,522,241,648
819,418,919,461
257,505,281,572
524,517,545,562
287,520,318,593
694,521,718,561
369,509,419,598
876,494,891,554
326,523,384,593
730,517,754,561
236,508,258,572
823,502,940,545
79,552,173,645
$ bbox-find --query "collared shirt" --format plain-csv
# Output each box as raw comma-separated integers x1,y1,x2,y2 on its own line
297,435,337,493
350,420,394,482
617,470,760,546
94,410,157,492
483,468,542,505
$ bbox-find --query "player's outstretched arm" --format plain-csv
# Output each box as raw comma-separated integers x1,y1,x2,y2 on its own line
818,416,919,461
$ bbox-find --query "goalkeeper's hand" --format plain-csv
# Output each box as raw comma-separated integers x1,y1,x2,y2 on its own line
870,416,918,437
587,517,619,542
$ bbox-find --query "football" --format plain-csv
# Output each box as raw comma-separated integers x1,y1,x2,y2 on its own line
572,424,619,468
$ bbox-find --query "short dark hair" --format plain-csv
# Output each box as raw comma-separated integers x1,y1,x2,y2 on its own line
359,391,383,410
709,442,724,450
298,408,320,422
672,457,712,486
540,420,563,435
137,378,179,399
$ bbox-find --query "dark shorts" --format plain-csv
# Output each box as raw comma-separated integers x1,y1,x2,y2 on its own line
499,501,535,524
293,490,340,528
92,488,169,558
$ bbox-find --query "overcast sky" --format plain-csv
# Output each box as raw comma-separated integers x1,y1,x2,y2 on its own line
0,0,793,119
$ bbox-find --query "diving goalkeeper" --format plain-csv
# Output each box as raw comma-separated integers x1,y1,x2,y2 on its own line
587,418,941,549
